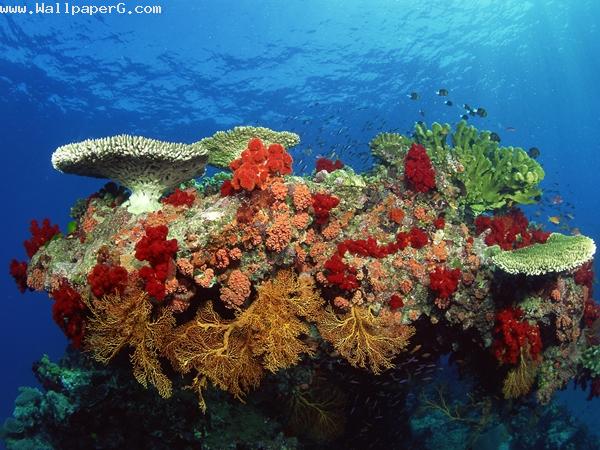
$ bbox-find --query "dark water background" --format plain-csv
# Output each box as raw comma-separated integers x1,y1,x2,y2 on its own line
1,0,599,443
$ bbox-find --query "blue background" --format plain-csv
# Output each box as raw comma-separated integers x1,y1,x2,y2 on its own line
1,0,598,440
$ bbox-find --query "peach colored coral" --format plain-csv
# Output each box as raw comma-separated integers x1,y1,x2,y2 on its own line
292,212,311,230
213,248,230,269
333,296,351,310
241,225,262,249
322,221,342,241
399,279,413,295
229,247,242,261
429,241,448,262
176,258,194,277
414,206,430,223
194,268,215,288
219,269,251,308
27,268,46,291
266,214,292,252
270,181,288,202
293,184,312,210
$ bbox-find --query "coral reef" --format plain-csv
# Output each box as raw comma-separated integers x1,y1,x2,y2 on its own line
6,121,600,447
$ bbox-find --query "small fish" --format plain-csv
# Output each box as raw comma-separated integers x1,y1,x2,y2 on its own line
550,195,563,205
408,92,419,100
528,147,541,158
505,126,517,132
566,213,575,220
411,345,422,353
463,103,472,111
490,132,501,142
419,109,425,117
437,88,449,96
476,107,487,117
444,100,453,106
548,216,561,225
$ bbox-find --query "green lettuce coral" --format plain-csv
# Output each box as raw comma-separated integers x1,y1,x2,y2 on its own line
489,233,596,276
198,126,300,168
451,121,544,215
580,345,600,377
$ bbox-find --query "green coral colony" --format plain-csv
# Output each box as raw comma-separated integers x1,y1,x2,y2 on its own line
5,121,600,446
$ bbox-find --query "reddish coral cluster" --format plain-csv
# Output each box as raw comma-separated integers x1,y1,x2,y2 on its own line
324,254,359,291
10,218,61,293
316,157,344,173
87,263,128,298
162,188,195,207
475,209,550,250
312,193,340,225
9,260,28,293
51,281,85,348
404,143,435,193
492,307,542,365
324,228,431,292
574,262,594,290
389,294,404,310
429,266,461,300
135,225,178,301
24,218,60,258
226,138,293,193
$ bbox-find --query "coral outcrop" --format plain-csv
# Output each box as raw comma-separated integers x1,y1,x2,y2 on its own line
6,121,600,447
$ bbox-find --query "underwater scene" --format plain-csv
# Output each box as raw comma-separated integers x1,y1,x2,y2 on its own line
1,1,599,449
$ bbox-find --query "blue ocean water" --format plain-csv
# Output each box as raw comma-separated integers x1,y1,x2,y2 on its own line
1,0,598,447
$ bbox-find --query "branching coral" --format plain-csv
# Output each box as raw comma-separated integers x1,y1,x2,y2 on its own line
316,305,415,374
83,290,175,398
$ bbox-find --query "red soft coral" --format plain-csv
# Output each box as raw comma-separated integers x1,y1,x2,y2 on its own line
475,209,549,250
135,225,178,301
227,138,293,193
312,193,340,225
404,143,435,193
87,263,128,298
409,227,429,249
429,266,461,300
492,307,542,365
316,157,344,173
162,188,196,207
324,253,359,291
24,218,60,258
9,260,28,293
51,281,85,348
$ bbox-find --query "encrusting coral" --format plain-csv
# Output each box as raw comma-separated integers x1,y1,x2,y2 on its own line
8,121,600,421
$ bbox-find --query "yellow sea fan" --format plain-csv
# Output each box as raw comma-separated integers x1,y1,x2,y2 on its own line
83,291,175,398
502,350,539,399
316,305,415,374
